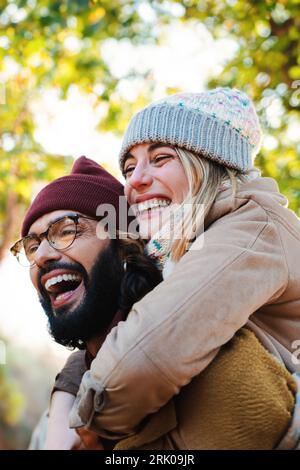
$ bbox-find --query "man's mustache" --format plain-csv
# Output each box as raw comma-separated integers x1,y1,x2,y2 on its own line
37,261,87,297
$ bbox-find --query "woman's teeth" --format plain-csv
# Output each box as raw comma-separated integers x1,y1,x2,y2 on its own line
135,199,171,216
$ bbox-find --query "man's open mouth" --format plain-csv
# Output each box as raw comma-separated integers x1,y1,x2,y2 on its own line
42,271,84,309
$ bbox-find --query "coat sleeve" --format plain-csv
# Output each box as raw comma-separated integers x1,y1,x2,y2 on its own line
53,350,87,397
69,205,288,437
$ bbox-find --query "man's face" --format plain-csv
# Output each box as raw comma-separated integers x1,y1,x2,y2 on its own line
29,210,124,347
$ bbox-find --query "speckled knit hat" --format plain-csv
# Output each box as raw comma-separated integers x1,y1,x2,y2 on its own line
119,87,262,172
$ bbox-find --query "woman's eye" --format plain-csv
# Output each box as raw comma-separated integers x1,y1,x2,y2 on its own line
123,166,135,177
123,155,172,177
153,155,172,164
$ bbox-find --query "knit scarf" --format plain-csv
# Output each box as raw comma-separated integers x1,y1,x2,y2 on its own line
145,205,183,272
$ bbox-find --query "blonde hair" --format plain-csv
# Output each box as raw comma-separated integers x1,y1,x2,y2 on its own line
171,148,249,261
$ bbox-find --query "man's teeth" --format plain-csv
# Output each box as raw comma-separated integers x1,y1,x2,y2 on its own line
45,273,81,290
135,199,171,215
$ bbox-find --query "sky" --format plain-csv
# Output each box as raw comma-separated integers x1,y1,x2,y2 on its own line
0,20,238,365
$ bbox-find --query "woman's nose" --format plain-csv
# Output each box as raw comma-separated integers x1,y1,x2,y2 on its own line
127,164,153,191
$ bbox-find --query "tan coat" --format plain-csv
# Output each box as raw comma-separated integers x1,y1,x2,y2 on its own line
70,177,300,444
114,329,296,450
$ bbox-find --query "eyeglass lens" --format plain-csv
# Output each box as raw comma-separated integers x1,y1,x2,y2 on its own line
18,217,78,266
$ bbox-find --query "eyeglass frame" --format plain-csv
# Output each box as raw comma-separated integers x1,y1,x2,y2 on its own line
10,213,98,267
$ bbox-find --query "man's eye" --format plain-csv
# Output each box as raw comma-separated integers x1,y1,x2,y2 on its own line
61,229,76,235
25,244,39,255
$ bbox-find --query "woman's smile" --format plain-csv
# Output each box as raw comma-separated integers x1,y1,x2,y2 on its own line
124,143,189,240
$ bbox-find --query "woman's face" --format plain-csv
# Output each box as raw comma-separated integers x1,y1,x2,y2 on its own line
124,143,189,240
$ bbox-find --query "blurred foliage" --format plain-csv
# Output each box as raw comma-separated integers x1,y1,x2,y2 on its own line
0,333,63,449
0,0,299,264
0,336,25,449
158,0,300,211
0,0,156,262
0,365,24,427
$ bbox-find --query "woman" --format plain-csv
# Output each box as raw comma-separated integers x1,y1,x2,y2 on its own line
49,88,300,449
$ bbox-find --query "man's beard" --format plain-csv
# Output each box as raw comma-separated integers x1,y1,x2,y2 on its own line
38,242,124,349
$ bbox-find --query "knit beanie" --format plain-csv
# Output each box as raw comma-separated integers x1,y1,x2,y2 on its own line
22,156,126,237
119,87,262,173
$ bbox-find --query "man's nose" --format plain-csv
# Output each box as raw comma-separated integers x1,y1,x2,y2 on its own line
127,163,153,191
34,239,61,268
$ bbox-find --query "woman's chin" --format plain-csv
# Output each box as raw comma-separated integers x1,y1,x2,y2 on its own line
138,209,171,240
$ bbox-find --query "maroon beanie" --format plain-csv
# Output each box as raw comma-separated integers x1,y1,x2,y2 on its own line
22,156,127,237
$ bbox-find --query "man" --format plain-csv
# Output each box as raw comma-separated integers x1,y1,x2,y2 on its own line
11,156,161,449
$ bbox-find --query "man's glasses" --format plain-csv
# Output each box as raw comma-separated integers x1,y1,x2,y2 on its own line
10,214,96,267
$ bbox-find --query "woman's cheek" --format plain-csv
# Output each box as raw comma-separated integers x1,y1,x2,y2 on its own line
124,183,131,202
